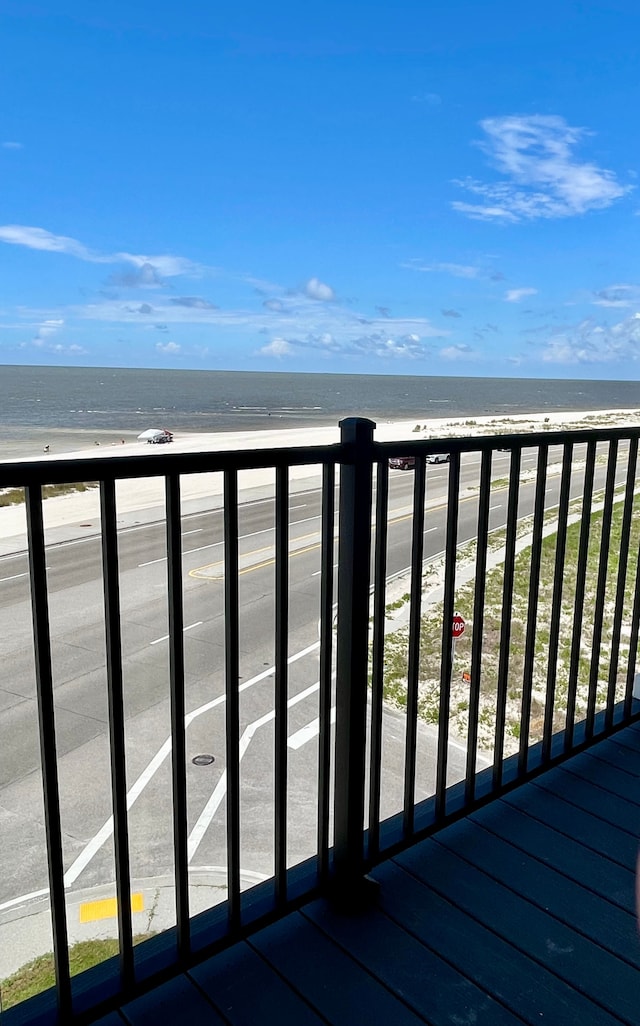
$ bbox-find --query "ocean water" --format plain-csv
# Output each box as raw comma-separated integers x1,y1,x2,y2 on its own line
0,365,638,459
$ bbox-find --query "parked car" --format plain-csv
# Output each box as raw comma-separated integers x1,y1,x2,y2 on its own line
426,453,450,464
388,455,416,470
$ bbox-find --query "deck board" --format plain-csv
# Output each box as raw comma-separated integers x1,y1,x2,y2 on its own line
249,911,427,1025
435,816,640,967
302,897,522,1026
404,835,638,1024
189,940,326,1026
88,723,640,1026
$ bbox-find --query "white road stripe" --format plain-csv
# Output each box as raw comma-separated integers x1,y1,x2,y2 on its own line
0,886,50,914
150,621,203,645
311,562,338,578
489,504,502,510
187,679,323,861
61,640,321,888
182,528,203,536
0,566,50,583
288,707,336,750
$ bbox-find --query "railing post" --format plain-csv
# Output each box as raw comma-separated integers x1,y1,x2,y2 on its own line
333,417,378,908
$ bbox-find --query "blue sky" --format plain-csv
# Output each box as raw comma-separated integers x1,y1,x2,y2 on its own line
1,1,639,378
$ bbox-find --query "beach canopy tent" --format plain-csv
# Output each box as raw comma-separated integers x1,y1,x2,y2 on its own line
137,428,168,441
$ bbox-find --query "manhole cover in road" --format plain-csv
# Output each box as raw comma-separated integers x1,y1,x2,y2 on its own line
192,754,215,766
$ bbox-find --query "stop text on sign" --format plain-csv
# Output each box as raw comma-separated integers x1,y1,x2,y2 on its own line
451,614,466,639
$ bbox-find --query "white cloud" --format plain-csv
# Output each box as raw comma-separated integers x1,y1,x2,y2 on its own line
0,225,98,260
440,344,473,360
2,141,22,149
538,313,640,363
0,224,203,278
592,284,639,308
411,92,441,105
259,338,295,357
304,277,335,301
505,287,538,302
453,115,632,222
403,260,482,279
156,341,181,353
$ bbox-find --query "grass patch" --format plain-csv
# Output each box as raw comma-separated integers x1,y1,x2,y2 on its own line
0,935,154,1009
0,482,98,507
380,485,640,755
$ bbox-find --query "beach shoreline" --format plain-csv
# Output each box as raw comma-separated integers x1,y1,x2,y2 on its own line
0,406,638,550
1,405,639,463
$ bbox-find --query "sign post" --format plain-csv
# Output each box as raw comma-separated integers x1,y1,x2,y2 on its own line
451,612,466,676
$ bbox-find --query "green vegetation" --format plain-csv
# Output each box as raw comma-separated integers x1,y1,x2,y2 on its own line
0,935,154,1010
0,482,98,507
380,486,640,754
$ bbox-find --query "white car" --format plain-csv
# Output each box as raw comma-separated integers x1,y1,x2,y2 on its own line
426,453,449,464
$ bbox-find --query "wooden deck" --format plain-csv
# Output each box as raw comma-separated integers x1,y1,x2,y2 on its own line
98,724,640,1026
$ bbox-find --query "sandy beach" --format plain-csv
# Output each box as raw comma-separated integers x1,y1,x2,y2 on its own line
0,407,638,548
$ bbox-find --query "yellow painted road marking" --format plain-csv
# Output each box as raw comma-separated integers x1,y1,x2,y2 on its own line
188,504,452,581
79,893,144,923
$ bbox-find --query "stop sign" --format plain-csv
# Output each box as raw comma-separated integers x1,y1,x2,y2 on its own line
451,614,466,639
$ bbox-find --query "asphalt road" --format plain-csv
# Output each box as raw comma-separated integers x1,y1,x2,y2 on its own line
0,443,625,912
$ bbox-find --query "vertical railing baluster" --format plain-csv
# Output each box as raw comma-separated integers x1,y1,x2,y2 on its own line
26,485,72,1019
403,456,426,837
435,451,461,821
586,441,618,739
165,474,190,960
318,463,335,883
492,448,521,789
565,440,596,751
606,438,637,728
223,470,241,931
100,479,134,991
624,533,640,718
541,443,572,764
465,448,491,804
274,465,289,907
368,459,388,862
333,418,375,903
518,445,548,776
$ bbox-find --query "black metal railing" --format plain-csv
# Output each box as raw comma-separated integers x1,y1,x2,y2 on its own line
1,418,639,1024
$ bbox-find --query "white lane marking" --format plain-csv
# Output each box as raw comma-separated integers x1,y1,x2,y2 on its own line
424,526,438,534
138,556,166,567
489,504,502,511
62,640,320,887
290,514,322,527
0,886,50,914
311,562,338,578
182,529,203,536
290,504,307,510
150,621,203,645
0,566,51,583
139,516,324,566
187,679,322,861
288,707,336,750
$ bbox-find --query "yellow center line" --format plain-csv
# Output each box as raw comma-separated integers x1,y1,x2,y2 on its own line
188,500,455,580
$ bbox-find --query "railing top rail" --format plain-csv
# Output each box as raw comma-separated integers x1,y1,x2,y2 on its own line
0,441,343,487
